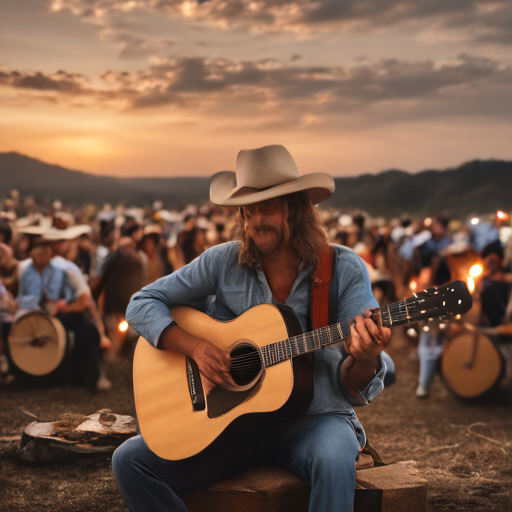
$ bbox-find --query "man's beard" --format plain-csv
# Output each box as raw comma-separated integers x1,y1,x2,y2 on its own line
247,224,286,257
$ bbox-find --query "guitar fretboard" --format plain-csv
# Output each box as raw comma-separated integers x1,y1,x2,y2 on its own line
259,295,422,368
260,321,351,366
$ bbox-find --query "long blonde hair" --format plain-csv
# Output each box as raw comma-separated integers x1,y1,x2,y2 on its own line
236,192,331,269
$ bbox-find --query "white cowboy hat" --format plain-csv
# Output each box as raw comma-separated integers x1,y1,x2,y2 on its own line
210,144,335,206
41,224,92,240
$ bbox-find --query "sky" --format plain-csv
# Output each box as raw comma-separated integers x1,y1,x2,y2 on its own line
1,0,512,177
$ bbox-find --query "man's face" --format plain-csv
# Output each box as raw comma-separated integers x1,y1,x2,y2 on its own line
51,239,71,256
243,202,288,256
431,221,447,238
484,253,502,277
31,245,51,271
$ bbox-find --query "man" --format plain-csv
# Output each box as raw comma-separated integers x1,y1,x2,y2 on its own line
2,227,111,390
113,145,392,512
17,240,69,313
43,230,111,390
414,214,452,398
466,240,512,387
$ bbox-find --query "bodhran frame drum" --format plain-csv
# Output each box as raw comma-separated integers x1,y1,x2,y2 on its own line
441,330,503,399
8,311,67,376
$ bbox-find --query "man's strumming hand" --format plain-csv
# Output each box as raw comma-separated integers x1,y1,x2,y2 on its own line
160,325,235,390
190,338,235,390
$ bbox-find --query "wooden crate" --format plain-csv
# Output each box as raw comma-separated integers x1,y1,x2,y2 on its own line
183,461,427,512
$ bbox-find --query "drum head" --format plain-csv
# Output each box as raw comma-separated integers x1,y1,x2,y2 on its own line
8,311,66,376
441,332,502,398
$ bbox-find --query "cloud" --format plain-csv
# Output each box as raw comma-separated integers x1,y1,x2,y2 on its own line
2,53,511,128
0,70,86,94
49,0,512,45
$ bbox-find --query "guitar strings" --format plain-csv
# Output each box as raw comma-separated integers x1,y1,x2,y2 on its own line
228,297,438,369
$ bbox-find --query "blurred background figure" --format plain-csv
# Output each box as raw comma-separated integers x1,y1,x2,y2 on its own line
90,226,147,376
140,225,173,283
0,280,15,385
463,240,512,390
410,214,453,398
168,216,209,270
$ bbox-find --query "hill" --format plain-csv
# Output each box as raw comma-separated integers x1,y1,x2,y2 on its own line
1,152,511,218
330,160,512,217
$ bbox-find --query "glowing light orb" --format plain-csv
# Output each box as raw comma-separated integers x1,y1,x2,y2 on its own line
469,264,483,278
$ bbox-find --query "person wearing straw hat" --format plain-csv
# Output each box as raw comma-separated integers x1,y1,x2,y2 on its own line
114,145,392,512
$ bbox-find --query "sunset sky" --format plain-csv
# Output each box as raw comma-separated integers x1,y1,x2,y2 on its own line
1,1,511,177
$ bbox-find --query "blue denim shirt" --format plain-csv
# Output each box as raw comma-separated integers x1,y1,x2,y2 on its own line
18,262,70,311
126,242,386,420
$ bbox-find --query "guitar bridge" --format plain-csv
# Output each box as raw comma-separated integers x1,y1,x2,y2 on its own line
186,357,205,411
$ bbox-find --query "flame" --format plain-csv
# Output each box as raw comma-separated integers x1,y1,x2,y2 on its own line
469,264,483,278
467,277,475,293
119,321,128,332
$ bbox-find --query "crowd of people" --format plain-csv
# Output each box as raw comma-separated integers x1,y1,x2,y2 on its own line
0,189,511,399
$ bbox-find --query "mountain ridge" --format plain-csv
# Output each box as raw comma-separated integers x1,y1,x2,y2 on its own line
1,152,511,217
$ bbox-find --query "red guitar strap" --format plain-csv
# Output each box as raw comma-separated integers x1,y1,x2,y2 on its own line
311,250,334,330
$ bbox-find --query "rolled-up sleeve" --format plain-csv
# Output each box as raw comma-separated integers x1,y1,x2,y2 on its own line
125,244,225,347
334,247,386,406
344,355,387,407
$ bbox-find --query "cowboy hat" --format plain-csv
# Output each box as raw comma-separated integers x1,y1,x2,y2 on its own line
210,144,335,206
41,224,92,240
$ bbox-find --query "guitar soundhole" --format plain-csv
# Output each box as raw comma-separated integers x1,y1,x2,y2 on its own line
230,343,262,387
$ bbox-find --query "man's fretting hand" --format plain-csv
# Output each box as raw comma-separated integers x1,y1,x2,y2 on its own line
347,313,391,366
341,312,392,397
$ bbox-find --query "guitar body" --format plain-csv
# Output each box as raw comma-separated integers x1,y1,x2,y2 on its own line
133,303,311,461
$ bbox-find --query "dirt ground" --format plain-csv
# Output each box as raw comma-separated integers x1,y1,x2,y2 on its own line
1,331,511,512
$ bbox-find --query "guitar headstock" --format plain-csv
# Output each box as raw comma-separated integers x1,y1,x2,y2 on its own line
382,280,473,327
404,280,472,324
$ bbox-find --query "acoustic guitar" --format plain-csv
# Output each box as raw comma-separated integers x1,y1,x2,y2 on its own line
133,280,472,460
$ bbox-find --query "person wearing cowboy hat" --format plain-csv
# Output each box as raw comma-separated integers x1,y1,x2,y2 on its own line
113,145,392,512
6,225,112,391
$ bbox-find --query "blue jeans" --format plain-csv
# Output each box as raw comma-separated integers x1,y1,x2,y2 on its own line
417,330,445,388
113,413,362,512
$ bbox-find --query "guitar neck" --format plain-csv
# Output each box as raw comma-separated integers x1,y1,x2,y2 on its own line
260,295,425,368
